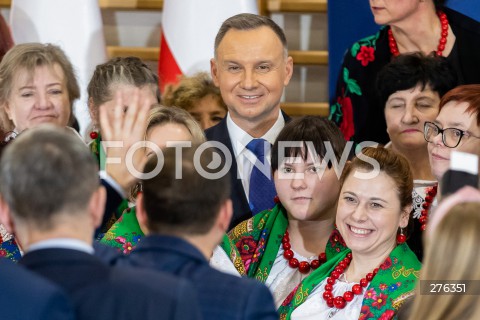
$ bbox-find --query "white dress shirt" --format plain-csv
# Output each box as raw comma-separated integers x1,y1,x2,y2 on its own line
226,110,285,201
28,238,94,255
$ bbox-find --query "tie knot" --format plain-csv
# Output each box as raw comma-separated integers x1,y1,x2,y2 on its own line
246,138,269,159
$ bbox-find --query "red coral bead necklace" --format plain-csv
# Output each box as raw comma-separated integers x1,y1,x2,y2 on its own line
322,253,379,310
388,10,449,57
419,185,438,231
282,230,327,274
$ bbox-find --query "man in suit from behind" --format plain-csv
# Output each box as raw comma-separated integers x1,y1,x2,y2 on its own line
0,125,201,320
207,13,293,228
0,258,74,320
116,145,278,320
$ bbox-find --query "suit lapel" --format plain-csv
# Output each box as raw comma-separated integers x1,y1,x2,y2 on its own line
206,118,251,228
205,112,290,229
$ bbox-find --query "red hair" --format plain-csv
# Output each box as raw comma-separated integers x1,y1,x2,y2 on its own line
439,84,480,126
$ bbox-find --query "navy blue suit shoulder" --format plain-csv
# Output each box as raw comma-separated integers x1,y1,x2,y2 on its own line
0,258,74,320
117,235,278,320
93,241,123,265
20,248,201,320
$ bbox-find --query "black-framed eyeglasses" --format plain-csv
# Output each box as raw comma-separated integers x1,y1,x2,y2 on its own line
424,121,480,148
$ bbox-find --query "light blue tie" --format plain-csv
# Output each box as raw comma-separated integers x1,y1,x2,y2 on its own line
246,139,277,214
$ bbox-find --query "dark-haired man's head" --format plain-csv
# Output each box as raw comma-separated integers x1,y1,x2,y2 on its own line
211,13,293,137
136,145,232,256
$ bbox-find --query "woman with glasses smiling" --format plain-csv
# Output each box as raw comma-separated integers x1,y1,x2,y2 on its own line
425,84,480,197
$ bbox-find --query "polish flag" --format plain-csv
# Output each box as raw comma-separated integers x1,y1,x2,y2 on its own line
159,0,258,92
10,0,107,135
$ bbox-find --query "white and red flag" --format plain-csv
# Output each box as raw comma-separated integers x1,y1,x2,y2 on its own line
159,0,258,92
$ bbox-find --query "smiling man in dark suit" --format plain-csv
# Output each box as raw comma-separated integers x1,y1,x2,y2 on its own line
116,145,278,320
207,13,293,228
0,125,201,320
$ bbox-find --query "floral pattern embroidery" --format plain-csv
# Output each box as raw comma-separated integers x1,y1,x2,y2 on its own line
388,283,399,292
356,46,375,66
236,236,257,271
329,70,361,141
0,224,21,262
225,204,347,285
378,310,395,320
279,244,421,319
380,257,392,270
359,305,373,320
330,228,347,250
122,242,133,254
372,293,388,309
281,284,299,307
337,95,355,142
100,206,144,253
365,288,376,300
411,188,424,219
329,31,382,141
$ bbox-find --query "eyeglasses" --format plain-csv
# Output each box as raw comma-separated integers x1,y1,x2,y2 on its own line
424,121,480,148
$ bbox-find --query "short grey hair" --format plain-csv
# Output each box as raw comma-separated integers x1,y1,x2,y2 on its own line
0,125,99,230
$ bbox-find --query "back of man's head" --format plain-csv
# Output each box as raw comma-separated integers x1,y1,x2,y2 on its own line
141,144,230,236
0,125,98,231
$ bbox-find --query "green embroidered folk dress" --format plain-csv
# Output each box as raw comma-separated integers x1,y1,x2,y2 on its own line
222,204,348,307
277,243,421,320
91,135,142,253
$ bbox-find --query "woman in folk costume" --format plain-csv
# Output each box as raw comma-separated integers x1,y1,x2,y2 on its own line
221,116,349,307
87,57,160,235
278,147,421,319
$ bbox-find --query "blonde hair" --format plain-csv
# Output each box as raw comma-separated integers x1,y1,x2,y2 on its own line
162,72,226,112
408,202,480,320
0,43,80,131
146,105,205,143
129,105,205,200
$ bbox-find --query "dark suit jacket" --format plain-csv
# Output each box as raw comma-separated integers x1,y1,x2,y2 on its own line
116,235,278,320
93,241,123,265
20,248,202,320
205,112,290,229
0,258,74,320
